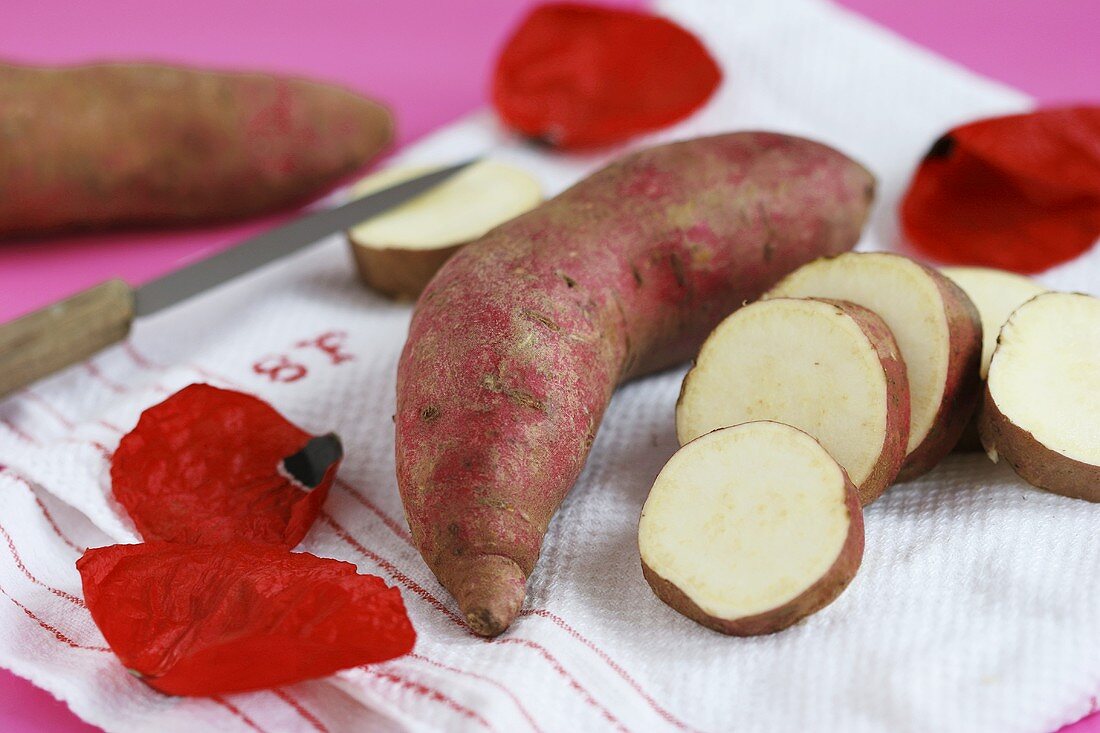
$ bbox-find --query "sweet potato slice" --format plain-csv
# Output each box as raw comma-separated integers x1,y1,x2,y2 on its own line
676,298,909,505
639,421,864,636
347,161,542,299
766,253,982,479
941,266,1048,451
940,267,1047,379
979,292,1100,501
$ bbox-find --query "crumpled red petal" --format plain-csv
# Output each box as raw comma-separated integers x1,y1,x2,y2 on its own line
492,2,721,149
78,542,416,696
111,384,341,547
901,106,1100,273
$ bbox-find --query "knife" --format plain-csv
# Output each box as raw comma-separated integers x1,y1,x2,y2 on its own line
0,159,476,399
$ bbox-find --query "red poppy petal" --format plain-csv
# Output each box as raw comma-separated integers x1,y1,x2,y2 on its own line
492,2,721,148
902,107,1100,273
78,542,415,696
111,384,341,547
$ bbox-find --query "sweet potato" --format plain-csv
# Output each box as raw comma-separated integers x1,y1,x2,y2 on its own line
639,421,864,636
395,132,875,636
940,266,1047,451
939,267,1047,380
676,297,910,506
347,160,542,300
0,61,393,236
765,253,983,480
979,292,1100,501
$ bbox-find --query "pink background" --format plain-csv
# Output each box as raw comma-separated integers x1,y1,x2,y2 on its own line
0,0,1097,730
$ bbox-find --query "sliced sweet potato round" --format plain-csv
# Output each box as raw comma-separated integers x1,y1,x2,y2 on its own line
765,252,982,479
676,297,909,505
979,291,1100,501
940,267,1047,379
941,266,1048,451
639,421,864,636
347,160,541,299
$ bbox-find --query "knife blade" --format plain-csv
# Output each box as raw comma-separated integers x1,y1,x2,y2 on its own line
136,159,476,315
0,159,477,399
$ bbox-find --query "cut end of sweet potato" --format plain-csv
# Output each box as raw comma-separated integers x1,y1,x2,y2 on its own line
639,421,864,636
347,160,542,299
350,244,464,302
446,555,527,637
979,292,1100,501
677,297,909,505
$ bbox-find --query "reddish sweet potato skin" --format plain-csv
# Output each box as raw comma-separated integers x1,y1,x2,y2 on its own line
0,62,393,236
804,299,910,506
395,132,875,636
895,268,983,480
979,384,1100,502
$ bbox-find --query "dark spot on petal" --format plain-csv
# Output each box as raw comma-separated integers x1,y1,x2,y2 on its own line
282,433,343,489
926,134,956,160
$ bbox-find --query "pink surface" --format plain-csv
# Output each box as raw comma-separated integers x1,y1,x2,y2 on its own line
0,1,1097,731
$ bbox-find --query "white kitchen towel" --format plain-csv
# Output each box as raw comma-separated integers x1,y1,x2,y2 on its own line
1,1,1097,732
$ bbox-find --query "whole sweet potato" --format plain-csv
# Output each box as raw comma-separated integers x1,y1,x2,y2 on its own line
395,133,875,636
0,62,392,236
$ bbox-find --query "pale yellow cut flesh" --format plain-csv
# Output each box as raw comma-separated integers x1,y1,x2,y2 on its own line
677,298,890,492
348,160,542,250
941,266,1047,379
986,292,1100,465
766,253,950,456
640,422,857,624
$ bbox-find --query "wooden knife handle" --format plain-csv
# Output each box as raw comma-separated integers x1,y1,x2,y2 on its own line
0,279,135,399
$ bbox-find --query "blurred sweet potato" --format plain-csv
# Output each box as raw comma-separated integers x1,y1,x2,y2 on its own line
0,61,393,236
